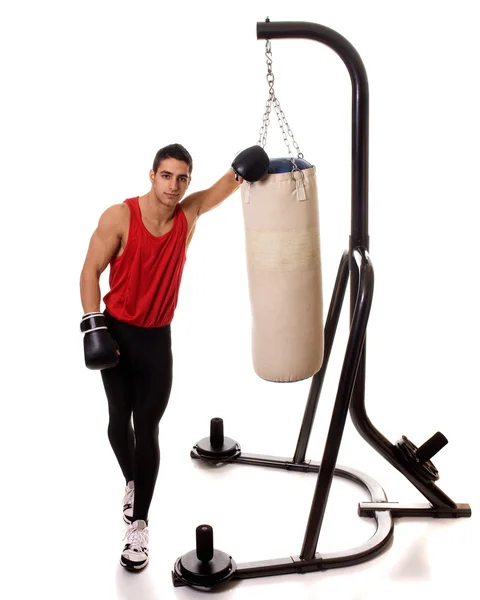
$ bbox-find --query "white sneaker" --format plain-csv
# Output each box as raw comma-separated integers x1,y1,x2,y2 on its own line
123,481,134,525
120,520,149,571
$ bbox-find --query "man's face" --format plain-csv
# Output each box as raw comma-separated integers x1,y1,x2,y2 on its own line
150,158,191,208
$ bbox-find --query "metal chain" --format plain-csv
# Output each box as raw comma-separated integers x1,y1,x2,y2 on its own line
257,40,275,149
257,39,304,172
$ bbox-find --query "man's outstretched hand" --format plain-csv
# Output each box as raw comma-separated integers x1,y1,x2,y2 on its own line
231,145,269,183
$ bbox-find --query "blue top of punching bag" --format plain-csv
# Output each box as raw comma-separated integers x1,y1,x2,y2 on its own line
268,157,313,174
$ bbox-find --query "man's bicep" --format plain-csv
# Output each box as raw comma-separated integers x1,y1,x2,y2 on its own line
181,170,239,218
180,191,203,217
83,231,117,275
197,170,239,216
82,208,123,275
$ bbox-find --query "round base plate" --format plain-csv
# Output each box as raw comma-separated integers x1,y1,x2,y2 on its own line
174,549,237,587
195,436,240,459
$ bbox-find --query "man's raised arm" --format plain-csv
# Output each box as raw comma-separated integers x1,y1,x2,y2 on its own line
181,145,269,217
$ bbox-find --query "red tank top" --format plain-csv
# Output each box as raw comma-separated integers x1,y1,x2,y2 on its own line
103,196,188,327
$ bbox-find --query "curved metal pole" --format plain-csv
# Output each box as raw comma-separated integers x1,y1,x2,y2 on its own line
256,20,369,251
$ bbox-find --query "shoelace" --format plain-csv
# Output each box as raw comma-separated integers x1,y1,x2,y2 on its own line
123,525,148,553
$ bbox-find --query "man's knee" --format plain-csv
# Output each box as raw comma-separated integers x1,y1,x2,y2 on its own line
133,423,159,445
108,407,132,425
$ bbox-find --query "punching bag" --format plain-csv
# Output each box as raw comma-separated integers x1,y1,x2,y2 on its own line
241,157,324,383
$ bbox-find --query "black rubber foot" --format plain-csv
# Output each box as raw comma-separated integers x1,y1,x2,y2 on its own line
194,418,241,460
173,524,236,588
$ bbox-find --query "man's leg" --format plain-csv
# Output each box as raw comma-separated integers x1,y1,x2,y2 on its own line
130,327,173,524
100,357,135,485
118,324,172,571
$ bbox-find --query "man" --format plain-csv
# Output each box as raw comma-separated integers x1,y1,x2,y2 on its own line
79,143,268,572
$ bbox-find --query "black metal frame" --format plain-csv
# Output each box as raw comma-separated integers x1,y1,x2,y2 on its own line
172,19,471,589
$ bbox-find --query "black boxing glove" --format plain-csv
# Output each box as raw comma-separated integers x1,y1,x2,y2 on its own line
80,312,119,370
231,145,269,183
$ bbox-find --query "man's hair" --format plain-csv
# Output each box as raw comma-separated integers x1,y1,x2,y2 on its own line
152,143,193,174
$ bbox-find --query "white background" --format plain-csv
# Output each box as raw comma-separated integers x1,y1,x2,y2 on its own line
1,0,478,598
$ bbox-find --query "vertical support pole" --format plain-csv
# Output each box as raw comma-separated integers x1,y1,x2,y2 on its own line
293,252,349,464
300,251,374,560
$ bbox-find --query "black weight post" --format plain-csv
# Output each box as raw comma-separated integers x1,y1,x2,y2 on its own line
172,19,471,590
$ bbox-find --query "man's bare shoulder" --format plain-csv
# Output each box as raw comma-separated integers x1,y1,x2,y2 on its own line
98,202,130,233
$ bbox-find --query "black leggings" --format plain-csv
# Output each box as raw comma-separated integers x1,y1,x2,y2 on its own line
100,310,173,524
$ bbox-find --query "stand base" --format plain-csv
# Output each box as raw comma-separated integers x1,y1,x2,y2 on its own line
178,422,471,591
173,457,395,587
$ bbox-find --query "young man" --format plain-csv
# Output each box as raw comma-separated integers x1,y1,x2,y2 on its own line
79,143,268,572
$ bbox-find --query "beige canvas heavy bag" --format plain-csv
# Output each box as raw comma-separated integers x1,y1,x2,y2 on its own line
241,167,324,382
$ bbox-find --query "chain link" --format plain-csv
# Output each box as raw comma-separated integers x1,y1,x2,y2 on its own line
257,39,304,173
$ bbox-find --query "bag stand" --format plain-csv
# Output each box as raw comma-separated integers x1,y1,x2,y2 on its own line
172,19,471,590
